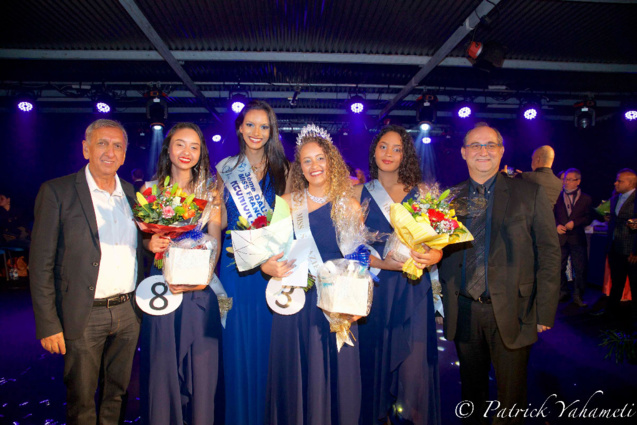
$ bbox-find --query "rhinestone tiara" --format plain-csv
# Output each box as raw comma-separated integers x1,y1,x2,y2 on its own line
296,124,333,146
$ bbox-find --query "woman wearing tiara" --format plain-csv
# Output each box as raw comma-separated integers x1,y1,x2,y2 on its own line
353,125,442,425
263,125,362,425
140,122,223,425
213,100,290,425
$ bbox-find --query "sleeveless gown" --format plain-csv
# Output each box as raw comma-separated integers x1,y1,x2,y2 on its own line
358,185,441,425
266,202,362,425
140,259,224,424
221,171,276,425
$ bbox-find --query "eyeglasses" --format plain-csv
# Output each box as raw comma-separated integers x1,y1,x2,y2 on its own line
464,143,502,152
564,178,580,182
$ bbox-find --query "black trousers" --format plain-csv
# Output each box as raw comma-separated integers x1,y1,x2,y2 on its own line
607,250,637,320
63,298,140,425
454,296,530,425
560,241,588,297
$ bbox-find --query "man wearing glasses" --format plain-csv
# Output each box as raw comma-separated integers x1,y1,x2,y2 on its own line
438,123,560,425
554,168,593,307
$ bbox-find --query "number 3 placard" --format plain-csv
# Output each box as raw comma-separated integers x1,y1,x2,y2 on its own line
136,275,183,316
266,277,305,315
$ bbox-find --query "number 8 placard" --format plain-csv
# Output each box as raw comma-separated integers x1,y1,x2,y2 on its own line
266,277,305,315
136,275,183,316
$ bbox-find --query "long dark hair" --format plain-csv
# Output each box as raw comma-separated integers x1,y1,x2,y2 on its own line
155,122,212,191
369,125,422,191
234,100,289,195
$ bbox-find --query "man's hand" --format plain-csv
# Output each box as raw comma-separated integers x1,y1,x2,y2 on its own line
40,332,66,355
628,254,637,264
556,224,567,235
537,325,551,333
627,218,637,230
565,221,574,231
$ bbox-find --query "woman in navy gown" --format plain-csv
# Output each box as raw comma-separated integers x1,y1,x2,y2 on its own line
141,122,224,425
353,125,442,425
213,100,290,425
263,125,363,425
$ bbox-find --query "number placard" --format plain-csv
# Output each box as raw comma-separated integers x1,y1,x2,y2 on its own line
266,277,305,315
136,275,183,316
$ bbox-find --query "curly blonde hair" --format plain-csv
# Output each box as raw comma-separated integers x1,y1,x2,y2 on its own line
290,136,353,221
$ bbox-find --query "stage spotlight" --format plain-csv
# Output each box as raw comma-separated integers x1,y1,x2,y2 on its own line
16,93,36,112
147,93,168,129
521,102,540,120
152,123,164,131
625,110,637,121
348,95,365,114
574,100,596,129
416,94,437,123
96,102,111,114
212,134,222,143
229,93,248,113
422,136,432,144
457,105,472,119
419,121,432,132
466,41,507,72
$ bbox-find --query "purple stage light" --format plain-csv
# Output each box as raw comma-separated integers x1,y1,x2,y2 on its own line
18,101,34,112
419,122,431,132
422,137,432,144
212,134,222,142
624,110,637,121
350,102,364,114
523,108,538,120
458,106,472,118
231,101,245,113
96,102,111,113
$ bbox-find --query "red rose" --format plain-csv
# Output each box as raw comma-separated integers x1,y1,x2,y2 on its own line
146,195,157,203
427,208,445,222
142,187,152,196
412,203,421,212
447,219,459,230
252,215,269,229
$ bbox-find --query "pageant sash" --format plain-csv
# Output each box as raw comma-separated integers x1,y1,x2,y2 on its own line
291,191,324,277
365,180,393,226
216,156,271,224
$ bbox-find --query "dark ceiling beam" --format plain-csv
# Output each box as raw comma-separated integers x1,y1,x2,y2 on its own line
378,0,502,120
117,0,221,122
3,49,636,74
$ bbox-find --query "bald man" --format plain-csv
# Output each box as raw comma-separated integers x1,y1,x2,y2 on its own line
606,168,637,323
518,146,563,207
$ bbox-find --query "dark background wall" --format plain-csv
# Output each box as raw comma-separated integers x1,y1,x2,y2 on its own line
1,111,635,224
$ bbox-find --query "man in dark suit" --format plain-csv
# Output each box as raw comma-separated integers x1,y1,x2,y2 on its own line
438,123,560,425
554,168,593,307
30,119,143,425
518,145,562,207
606,168,637,323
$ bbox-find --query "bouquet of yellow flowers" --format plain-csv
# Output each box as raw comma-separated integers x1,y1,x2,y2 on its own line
386,188,473,280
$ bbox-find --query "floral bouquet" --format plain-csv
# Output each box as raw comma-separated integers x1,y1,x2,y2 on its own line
133,176,208,268
227,196,294,272
384,186,473,280
595,199,611,217
316,199,381,351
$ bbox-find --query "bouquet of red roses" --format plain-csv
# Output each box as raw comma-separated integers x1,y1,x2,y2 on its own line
133,176,208,268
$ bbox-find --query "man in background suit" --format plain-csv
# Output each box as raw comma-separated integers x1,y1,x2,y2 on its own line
438,123,560,425
554,168,593,307
606,168,637,324
518,145,562,207
30,119,143,425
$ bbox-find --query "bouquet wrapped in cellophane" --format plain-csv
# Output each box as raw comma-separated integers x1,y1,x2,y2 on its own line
384,185,473,280
316,198,381,351
227,195,294,272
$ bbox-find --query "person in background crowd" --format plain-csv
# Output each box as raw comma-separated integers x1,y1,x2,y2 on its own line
554,168,593,307
505,145,562,207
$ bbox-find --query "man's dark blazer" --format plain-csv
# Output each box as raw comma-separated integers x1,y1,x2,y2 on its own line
30,166,144,341
606,191,637,255
519,167,562,207
438,173,561,349
554,190,593,246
